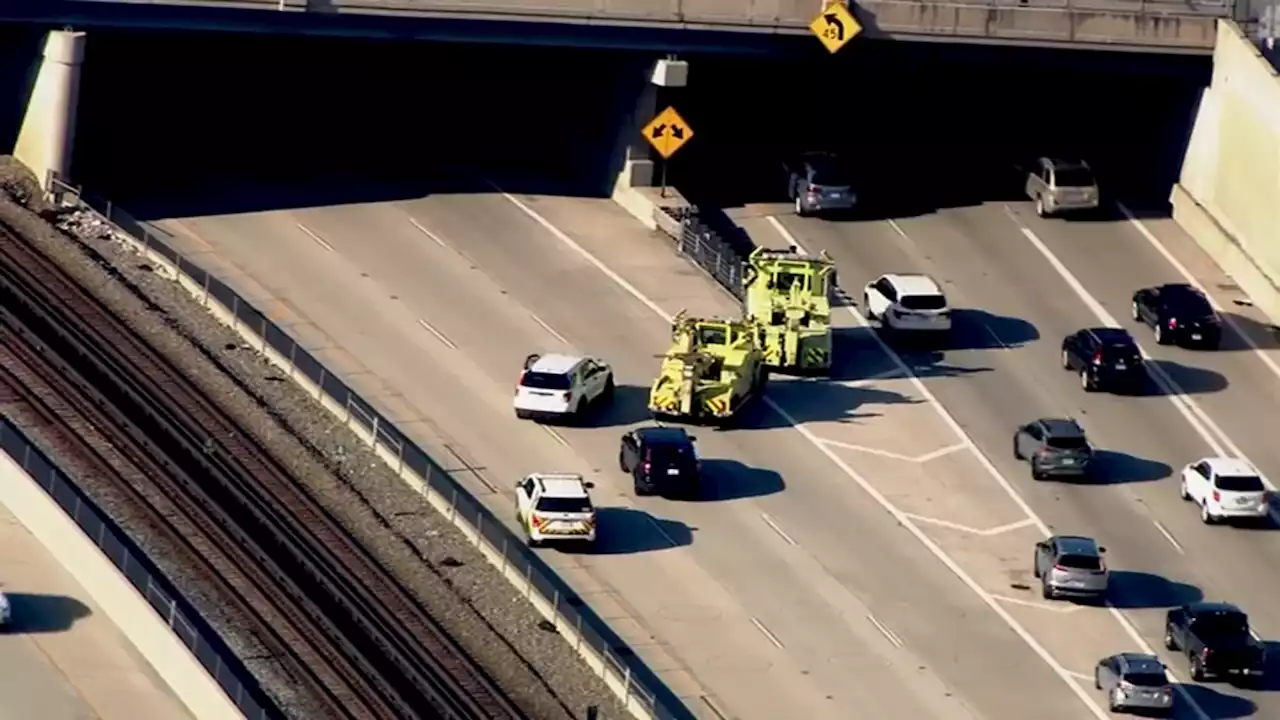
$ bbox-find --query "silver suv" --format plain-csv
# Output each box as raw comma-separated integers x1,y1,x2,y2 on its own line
1033,535,1109,601
1094,653,1174,716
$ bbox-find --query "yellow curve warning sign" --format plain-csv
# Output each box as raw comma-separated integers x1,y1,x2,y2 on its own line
810,1,862,53
642,106,695,160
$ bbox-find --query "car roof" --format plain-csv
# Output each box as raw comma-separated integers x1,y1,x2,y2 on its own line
528,353,584,374
1201,457,1259,477
883,273,944,296
636,426,693,445
1052,535,1101,555
1187,601,1244,614
1036,418,1086,437
529,473,589,498
1083,327,1136,346
1157,284,1211,306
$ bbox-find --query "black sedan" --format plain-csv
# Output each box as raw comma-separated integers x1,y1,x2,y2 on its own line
1131,283,1221,348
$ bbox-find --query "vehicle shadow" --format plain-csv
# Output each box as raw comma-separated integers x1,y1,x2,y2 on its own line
1178,684,1257,718
750,377,923,429
3,593,92,633
1220,311,1280,352
589,385,657,428
1088,450,1172,485
1105,571,1202,609
691,460,785,502
1142,360,1229,396
1237,641,1280,691
944,309,1040,350
827,326,901,382
568,508,694,555
892,349,994,381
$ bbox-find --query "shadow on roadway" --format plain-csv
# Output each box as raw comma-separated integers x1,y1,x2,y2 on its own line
1142,360,1229,395
566,508,694,555
827,327,900,382
587,385,655,429
944,309,1040,351
1219,311,1280,352
1180,684,1258,718
1088,450,1172,485
891,349,994,382
4,593,92,633
1105,571,1202,609
691,460,785,502
1242,641,1280,692
752,377,922,429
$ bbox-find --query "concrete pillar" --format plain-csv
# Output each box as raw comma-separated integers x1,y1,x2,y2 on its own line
14,30,86,192
614,58,688,191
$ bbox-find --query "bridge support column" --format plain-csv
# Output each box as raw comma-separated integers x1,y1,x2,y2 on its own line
615,58,688,191
14,30,86,191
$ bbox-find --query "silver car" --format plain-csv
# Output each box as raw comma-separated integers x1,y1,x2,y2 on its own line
785,152,857,217
1023,157,1100,217
1033,535,1109,600
1095,653,1174,716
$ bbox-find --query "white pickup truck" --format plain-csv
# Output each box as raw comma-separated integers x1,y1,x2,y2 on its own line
1180,457,1270,525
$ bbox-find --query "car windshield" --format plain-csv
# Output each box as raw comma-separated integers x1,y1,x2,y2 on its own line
536,497,592,514
1047,435,1089,450
1057,553,1102,570
1054,167,1095,187
1123,672,1168,688
900,294,947,311
1167,292,1214,318
808,159,850,186
521,372,572,390
1216,474,1265,492
1193,613,1250,639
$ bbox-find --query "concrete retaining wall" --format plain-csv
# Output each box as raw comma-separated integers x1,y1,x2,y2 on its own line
1174,20,1280,321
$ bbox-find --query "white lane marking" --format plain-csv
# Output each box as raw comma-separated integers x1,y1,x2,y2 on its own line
819,438,919,463
540,425,570,448
991,594,1082,614
866,614,905,648
1011,213,1280,519
494,185,1115,719
1152,519,1185,555
416,317,458,350
645,516,680,548
1117,201,1280,383
903,514,1036,537
761,513,798,546
296,223,335,253
1067,671,1094,683
914,443,968,463
767,214,1210,720
408,217,450,249
529,313,570,345
750,617,785,650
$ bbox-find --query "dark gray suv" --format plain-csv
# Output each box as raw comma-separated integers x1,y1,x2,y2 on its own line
1034,535,1109,600
1014,418,1094,481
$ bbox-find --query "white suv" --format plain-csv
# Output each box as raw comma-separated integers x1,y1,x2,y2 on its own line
863,273,952,335
515,473,597,547
513,353,614,422
1180,457,1270,524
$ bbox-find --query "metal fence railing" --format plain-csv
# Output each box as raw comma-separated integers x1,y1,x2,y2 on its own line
657,205,750,301
0,418,278,720
47,176,692,720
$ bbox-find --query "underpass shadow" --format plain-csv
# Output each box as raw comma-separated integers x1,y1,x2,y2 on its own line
3,593,92,633
1219,312,1280,351
567,508,693,555
945,309,1040,350
1105,571,1202,609
750,377,922,429
1088,451,1172,484
1178,685,1257,718
1142,360,1228,395
692,460,785,502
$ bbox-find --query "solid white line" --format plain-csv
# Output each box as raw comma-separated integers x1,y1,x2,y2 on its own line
408,217,449,249
541,426,569,448
529,313,569,345
416,317,458,350
980,518,1039,536
818,438,918,463
866,614,905,648
296,223,334,253
1152,519,1185,555
768,213,1210,720
991,594,1081,614
913,443,967,463
761,513,798,546
901,513,986,536
1067,671,1093,683
500,187,1114,719
1116,201,1280,384
750,617,785,649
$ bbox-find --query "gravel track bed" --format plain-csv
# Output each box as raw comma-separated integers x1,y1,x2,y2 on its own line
0,158,628,720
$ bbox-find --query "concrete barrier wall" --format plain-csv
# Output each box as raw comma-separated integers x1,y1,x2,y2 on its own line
1175,20,1280,320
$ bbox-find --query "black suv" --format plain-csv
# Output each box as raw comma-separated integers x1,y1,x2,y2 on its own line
619,427,700,498
1132,283,1222,348
1014,418,1094,481
1061,327,1145,393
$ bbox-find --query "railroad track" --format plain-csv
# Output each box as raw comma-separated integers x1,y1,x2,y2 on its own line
0,221,526,720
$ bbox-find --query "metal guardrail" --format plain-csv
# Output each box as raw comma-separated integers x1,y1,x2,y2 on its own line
0,418,278,720
47,176,692,720
657,205,749,301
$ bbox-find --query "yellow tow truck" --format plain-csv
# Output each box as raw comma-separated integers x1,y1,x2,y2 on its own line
743,246,836,374
648,311,767,425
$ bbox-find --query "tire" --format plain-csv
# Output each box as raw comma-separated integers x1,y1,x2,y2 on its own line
515,409,532,420
618,452,628,473
1094,669,1101,690
634,482,653,497
1131,301,1141,322
1165,625,1178,650
1061,348,1072,370
1201,502,1215,525
863,294,876,322
1013,437,1022,460
1032,555,1041,578
1042,581,1054,600
1155,322,1170,345
1081,369,1095,392
794,195,807,217
1035,196,1048,217
1109,689,1122,712
1191,656,1206,682
1032,468,1045,481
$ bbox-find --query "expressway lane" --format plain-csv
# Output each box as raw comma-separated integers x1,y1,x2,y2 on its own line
150,187,1093,720
774,202,1280,718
